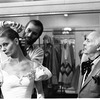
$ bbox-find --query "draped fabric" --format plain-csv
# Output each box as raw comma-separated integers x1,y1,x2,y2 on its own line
42,35,61,97
59,41,74,87
43,43,53,85
43,35,75,88
52,37,61,84
71,65,80,93
43,35,61,85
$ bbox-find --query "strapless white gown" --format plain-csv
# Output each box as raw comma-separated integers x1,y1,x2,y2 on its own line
0,58,52,99
1,70,34,98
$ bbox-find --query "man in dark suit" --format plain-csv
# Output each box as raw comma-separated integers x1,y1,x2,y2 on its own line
78,29,100,98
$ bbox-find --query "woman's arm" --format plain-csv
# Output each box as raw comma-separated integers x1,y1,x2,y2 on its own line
34,81,44,99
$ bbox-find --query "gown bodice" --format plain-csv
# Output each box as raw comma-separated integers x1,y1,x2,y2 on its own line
0,57,52,98
1,70,34,98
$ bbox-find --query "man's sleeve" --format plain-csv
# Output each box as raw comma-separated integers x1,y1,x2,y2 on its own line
28,46,44,64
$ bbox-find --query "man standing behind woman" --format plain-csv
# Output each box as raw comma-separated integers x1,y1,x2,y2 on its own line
0,20,52,98
78,29,100,98
0,26,52,98
0,20,44,64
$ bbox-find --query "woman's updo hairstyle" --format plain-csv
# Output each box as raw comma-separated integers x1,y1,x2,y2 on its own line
0,27,19,41
0,27,27,56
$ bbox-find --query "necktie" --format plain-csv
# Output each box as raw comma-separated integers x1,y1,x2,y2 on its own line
81,59,93,77
81,54,100,78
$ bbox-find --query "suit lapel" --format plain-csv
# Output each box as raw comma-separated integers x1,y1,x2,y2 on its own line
81,58,100,89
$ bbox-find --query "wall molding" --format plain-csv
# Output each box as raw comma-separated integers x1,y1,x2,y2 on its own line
0,0,100,17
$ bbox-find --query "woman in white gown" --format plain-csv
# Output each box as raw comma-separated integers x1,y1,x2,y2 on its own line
0,27,52,98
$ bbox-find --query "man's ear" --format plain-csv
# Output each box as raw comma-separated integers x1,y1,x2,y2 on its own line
14,38,19,45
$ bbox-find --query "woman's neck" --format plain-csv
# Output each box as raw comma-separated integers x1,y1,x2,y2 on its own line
10,47,26,63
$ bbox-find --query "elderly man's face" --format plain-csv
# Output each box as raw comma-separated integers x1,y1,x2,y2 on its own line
83,31,98,55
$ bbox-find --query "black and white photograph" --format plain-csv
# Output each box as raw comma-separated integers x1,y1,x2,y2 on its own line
0,0,100,99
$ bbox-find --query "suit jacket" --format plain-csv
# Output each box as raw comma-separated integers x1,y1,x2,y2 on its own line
78,56,100,98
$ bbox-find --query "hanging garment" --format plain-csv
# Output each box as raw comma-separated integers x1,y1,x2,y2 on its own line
42,35,61,97
59,42,74,87
43,35,60,85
